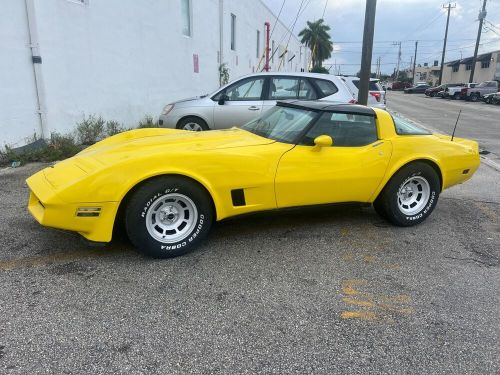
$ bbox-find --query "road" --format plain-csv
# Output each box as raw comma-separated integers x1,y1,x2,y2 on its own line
387,91,500,164
1,162,499,374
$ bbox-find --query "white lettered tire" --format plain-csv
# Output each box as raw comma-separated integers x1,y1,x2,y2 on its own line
125,176,213,258
373,162,440,226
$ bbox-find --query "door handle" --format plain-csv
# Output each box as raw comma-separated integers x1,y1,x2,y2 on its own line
248,106,260,111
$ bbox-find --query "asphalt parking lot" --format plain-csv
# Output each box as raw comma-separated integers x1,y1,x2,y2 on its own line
1,104,500,374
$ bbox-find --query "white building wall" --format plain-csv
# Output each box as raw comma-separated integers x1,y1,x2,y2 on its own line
0,0,307,147
0,0,41,147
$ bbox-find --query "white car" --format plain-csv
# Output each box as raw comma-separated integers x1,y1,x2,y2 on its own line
339,76,387,109
159,72,355,131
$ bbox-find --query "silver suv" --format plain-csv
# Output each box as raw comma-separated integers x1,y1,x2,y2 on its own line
159,72,355,131
339,76,386,109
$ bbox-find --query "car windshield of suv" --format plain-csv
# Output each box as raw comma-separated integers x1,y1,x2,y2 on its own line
392,115,431,135
241,106,317,143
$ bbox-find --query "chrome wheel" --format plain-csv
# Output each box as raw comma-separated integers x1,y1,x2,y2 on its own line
145,193,198,243
397,176,430,216
182,122,203,131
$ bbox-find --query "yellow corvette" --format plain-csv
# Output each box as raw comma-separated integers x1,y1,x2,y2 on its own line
27,101,480,258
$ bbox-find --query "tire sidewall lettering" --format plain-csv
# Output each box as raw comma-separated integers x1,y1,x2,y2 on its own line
140,188,180,218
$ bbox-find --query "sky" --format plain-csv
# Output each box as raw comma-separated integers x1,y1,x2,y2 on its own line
262,0,500,75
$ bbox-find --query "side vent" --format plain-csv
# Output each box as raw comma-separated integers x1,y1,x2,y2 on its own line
231,189,246,207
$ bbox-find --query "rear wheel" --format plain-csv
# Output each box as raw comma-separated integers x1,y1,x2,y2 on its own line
373,162,440,226
177,117,209,131
125,177,213,258
430,92,435,97
452,93,460,100
470,93,479,102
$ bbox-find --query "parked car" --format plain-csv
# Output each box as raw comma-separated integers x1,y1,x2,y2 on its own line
483,91,500,104
437,90,447,98
389,81,412,91
404,84,431,94
338,76,386,109
425,85,447,97
446,83,475,99
158,72,354,131
462,81,500,102
26,101,480,259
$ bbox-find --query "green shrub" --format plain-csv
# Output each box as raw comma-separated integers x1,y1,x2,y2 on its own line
105,120,125,136
137,115,159,128
76,115,105,145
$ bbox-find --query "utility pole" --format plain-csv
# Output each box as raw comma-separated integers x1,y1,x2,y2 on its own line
469,0,487,83
438,2,456,85
358,0,377,105
412,41,418,84
393,42,401,81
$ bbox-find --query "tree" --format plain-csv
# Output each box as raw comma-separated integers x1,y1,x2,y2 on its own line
298,19,333,69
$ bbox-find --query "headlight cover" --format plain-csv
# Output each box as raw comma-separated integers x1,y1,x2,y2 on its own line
162,104,174,115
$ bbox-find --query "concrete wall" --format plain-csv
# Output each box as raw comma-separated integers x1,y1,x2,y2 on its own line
0,0,307,147
0,0,41,147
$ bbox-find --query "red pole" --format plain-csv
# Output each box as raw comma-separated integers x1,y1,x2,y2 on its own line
264,22,270,72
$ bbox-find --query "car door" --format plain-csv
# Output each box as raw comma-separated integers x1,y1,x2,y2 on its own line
275,112,393,208
212,77,265,129
262,76,318,114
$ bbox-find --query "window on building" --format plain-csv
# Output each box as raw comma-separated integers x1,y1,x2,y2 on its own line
452,65,459,72
256,30,260,58
181,0,191,37
465,63,472,71
231,14,236,51
481,60,490,69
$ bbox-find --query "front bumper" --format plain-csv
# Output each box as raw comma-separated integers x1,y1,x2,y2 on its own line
26,170,119,242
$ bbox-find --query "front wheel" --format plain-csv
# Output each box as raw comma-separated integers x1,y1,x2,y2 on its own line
430,92,435,97
177,117,209,131
373,162,440,226
125,177,213,258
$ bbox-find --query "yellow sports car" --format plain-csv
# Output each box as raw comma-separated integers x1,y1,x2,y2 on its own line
26,101,480,258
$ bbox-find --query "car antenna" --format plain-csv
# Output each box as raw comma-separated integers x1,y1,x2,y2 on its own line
451,109,461,141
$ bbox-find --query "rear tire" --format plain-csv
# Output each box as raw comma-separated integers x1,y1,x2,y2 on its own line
374,162,440,226
452,93,460,100
125,177,213,258
430,92,435,97
470,93,479,102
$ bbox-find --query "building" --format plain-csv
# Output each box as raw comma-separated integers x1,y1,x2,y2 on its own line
1,0,308,147
414,62,441,86
442,50,500,85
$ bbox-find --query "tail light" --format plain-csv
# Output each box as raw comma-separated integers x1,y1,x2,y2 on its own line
369,92,381,102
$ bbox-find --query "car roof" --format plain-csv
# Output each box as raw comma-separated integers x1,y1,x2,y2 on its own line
235,72,339,80
276,100,376,116
338,76,380,82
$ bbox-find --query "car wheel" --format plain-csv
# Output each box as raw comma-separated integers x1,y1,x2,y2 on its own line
485,97,492,104
177,117,209,131
470,93,479,102
452,93,460,100
430,92,435,97
373,162,440,226
125,176,214,258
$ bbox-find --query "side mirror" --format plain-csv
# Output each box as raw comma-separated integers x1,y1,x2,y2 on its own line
313,135,333,149
218,94,229,105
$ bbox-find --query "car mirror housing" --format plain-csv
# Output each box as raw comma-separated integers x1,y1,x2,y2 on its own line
218,94,229,105
313,135,333,149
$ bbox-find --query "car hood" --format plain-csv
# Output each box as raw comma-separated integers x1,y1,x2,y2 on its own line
75,128,274,167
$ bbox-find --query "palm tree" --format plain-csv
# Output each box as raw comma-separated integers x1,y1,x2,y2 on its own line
298,19,333,69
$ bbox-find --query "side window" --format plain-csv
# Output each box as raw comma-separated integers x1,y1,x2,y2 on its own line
300,112,378,147
314,79,339,98
269,77,300,100
298,79,317,100
224,78,264,101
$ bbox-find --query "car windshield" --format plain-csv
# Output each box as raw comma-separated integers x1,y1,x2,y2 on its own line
477,82,488,87
241,106,317,143
392,115,431,135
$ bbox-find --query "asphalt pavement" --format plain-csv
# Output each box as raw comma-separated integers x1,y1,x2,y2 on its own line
387,91,500,166
0,159,499,374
